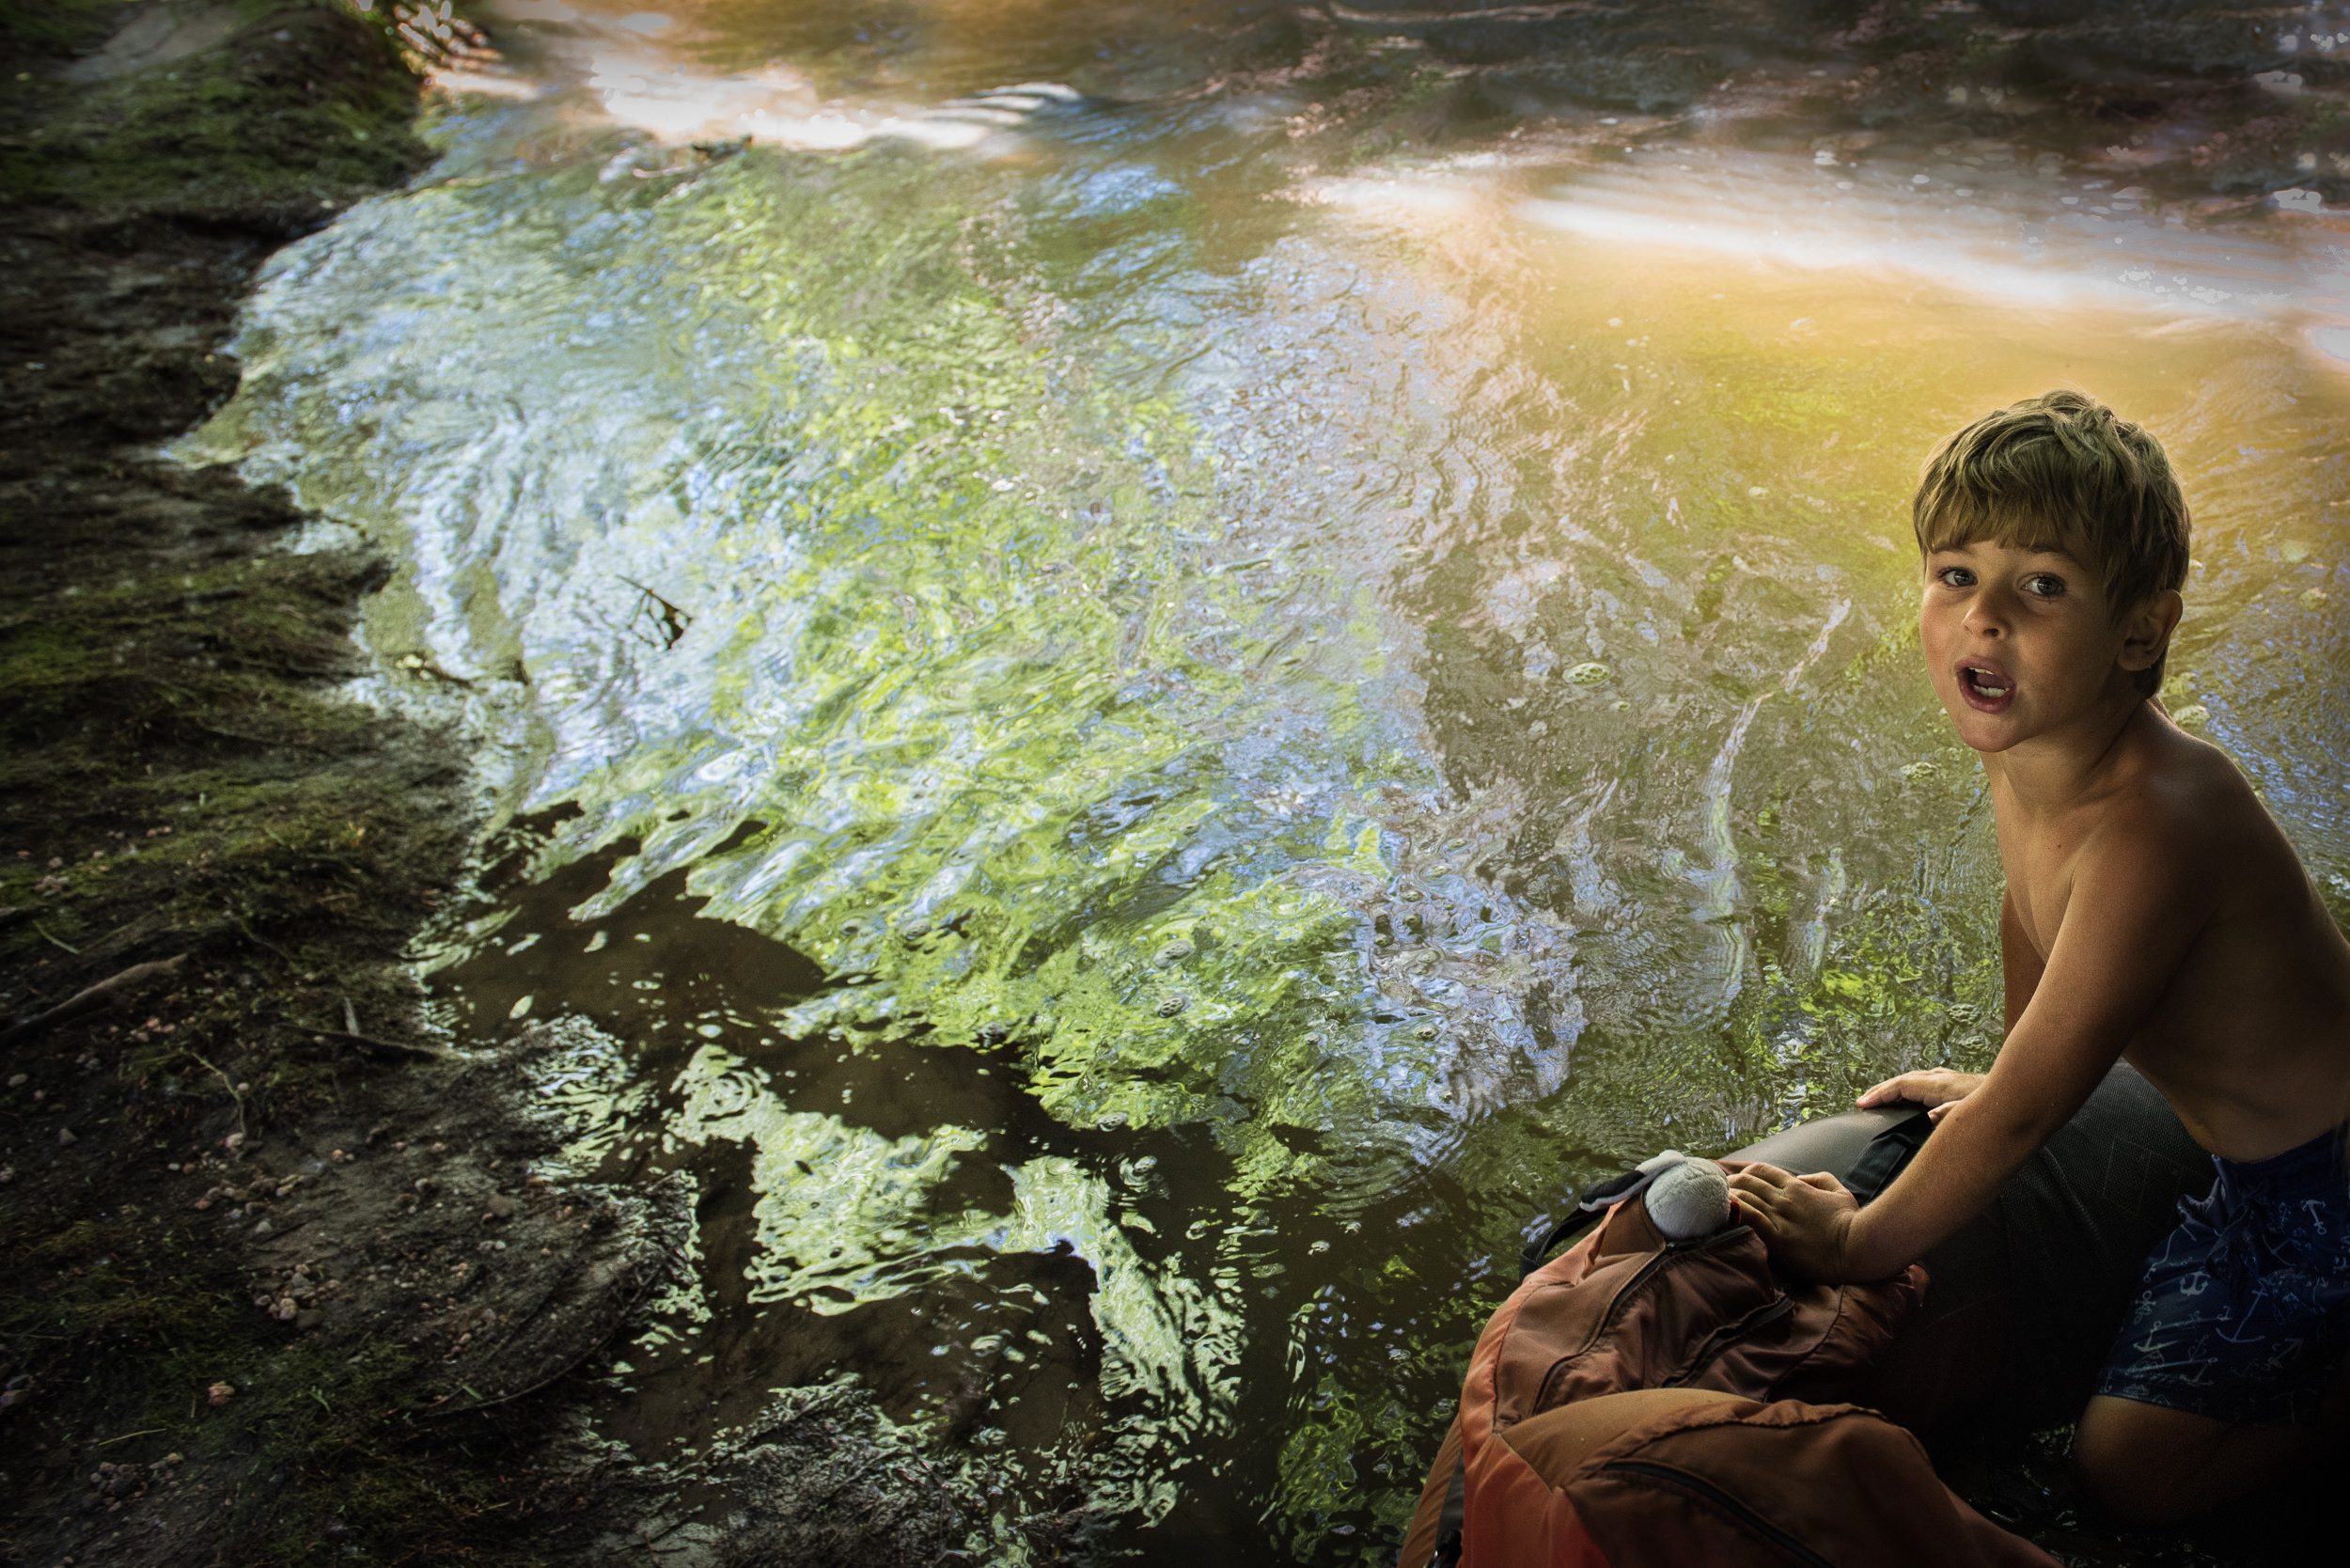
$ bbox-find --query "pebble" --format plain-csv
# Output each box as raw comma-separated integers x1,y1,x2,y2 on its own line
484,1194,518,1219
55,1127,76,1146
6,1074,24,1088
206,1382,234,1406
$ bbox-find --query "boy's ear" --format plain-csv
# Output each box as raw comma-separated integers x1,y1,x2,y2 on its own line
2117,588,2184,673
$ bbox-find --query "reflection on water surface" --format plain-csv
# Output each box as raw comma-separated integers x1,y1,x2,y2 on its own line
186,1,2350,1558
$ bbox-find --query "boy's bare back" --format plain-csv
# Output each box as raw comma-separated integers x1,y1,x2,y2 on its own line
2000,702,2350,1164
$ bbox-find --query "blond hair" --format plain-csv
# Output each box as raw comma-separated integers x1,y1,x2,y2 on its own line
1912,390,2190,694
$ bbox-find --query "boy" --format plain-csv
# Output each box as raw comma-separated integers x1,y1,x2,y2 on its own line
1726,390,2350,1523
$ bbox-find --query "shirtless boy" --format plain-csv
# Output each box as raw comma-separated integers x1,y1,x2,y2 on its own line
1726,390,2350,1523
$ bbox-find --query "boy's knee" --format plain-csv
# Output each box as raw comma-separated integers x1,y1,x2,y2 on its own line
2073,1397,2213,1525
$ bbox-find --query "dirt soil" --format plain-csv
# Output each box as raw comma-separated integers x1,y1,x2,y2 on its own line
0,5,986,1565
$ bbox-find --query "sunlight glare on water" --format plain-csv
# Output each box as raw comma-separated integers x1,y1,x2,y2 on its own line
180,0,2350,1557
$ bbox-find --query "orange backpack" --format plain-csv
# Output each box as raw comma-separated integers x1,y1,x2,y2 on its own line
1398,1206,2057,1568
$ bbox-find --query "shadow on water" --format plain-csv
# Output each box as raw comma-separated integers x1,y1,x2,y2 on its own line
432,810,1542,1558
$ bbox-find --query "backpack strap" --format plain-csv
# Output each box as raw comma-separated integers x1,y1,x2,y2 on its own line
1843,1110,1933,1203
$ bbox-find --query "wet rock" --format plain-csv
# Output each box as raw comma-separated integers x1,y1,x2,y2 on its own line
484,1193,518,1220
206,1382,234,1406
590,1384,982,1568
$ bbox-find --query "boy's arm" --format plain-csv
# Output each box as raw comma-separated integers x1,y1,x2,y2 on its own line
2002,888,2046,1037
1731,818,2212,1282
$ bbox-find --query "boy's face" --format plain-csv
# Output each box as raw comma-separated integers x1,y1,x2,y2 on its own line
1919,539,2154,754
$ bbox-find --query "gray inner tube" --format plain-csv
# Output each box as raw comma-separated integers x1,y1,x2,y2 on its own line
1726,1060,2210,1435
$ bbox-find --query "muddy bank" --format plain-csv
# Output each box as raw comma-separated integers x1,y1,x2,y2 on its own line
0,6,984,1564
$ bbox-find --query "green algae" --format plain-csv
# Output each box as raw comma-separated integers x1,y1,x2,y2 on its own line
0,0,429,224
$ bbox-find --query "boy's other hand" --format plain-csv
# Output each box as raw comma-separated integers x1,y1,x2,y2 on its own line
1857,1068,1985,1124
1722,1163,1858,1281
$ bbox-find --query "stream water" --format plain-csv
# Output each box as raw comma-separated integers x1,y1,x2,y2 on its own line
181,1,2350,1559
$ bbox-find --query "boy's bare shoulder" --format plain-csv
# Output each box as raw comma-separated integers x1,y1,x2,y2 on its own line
2091,714,2273,877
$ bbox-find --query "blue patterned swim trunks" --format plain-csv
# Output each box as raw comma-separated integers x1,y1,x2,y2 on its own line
2096,1122,2350,1426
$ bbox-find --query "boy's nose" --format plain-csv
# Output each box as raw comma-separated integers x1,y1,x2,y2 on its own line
1963,588,2013,634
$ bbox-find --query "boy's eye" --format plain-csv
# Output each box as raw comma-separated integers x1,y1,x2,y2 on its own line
2021,573,2066,598
1936,566,1976,588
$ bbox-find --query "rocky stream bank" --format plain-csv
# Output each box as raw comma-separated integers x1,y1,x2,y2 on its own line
0,5,986,1564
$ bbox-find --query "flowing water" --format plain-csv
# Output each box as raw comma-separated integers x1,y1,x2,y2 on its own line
182,1,2350,1558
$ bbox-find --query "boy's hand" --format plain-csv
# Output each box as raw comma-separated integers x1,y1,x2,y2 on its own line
1857,1069,1985,1124
1723,1163,1859,1281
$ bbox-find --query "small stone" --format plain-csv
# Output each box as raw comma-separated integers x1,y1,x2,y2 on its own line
6,1074,24,1088
55,1127,76,1146
273,1297,298,1321
206,1382,234,1406
253,1218,273,1237
1154,994,1190,1018
483,1194,518,1220
1416,1024,1439,1040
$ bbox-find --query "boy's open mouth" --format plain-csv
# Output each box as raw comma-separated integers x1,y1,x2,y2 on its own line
1958,660,2014,713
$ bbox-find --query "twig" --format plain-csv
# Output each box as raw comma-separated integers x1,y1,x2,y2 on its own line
187,1050,245,1139
225,909,299,968
0,953,187,1049
618,576,692,651
290,1022,449,1060
94,1428,168,1448
32,921,81,955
